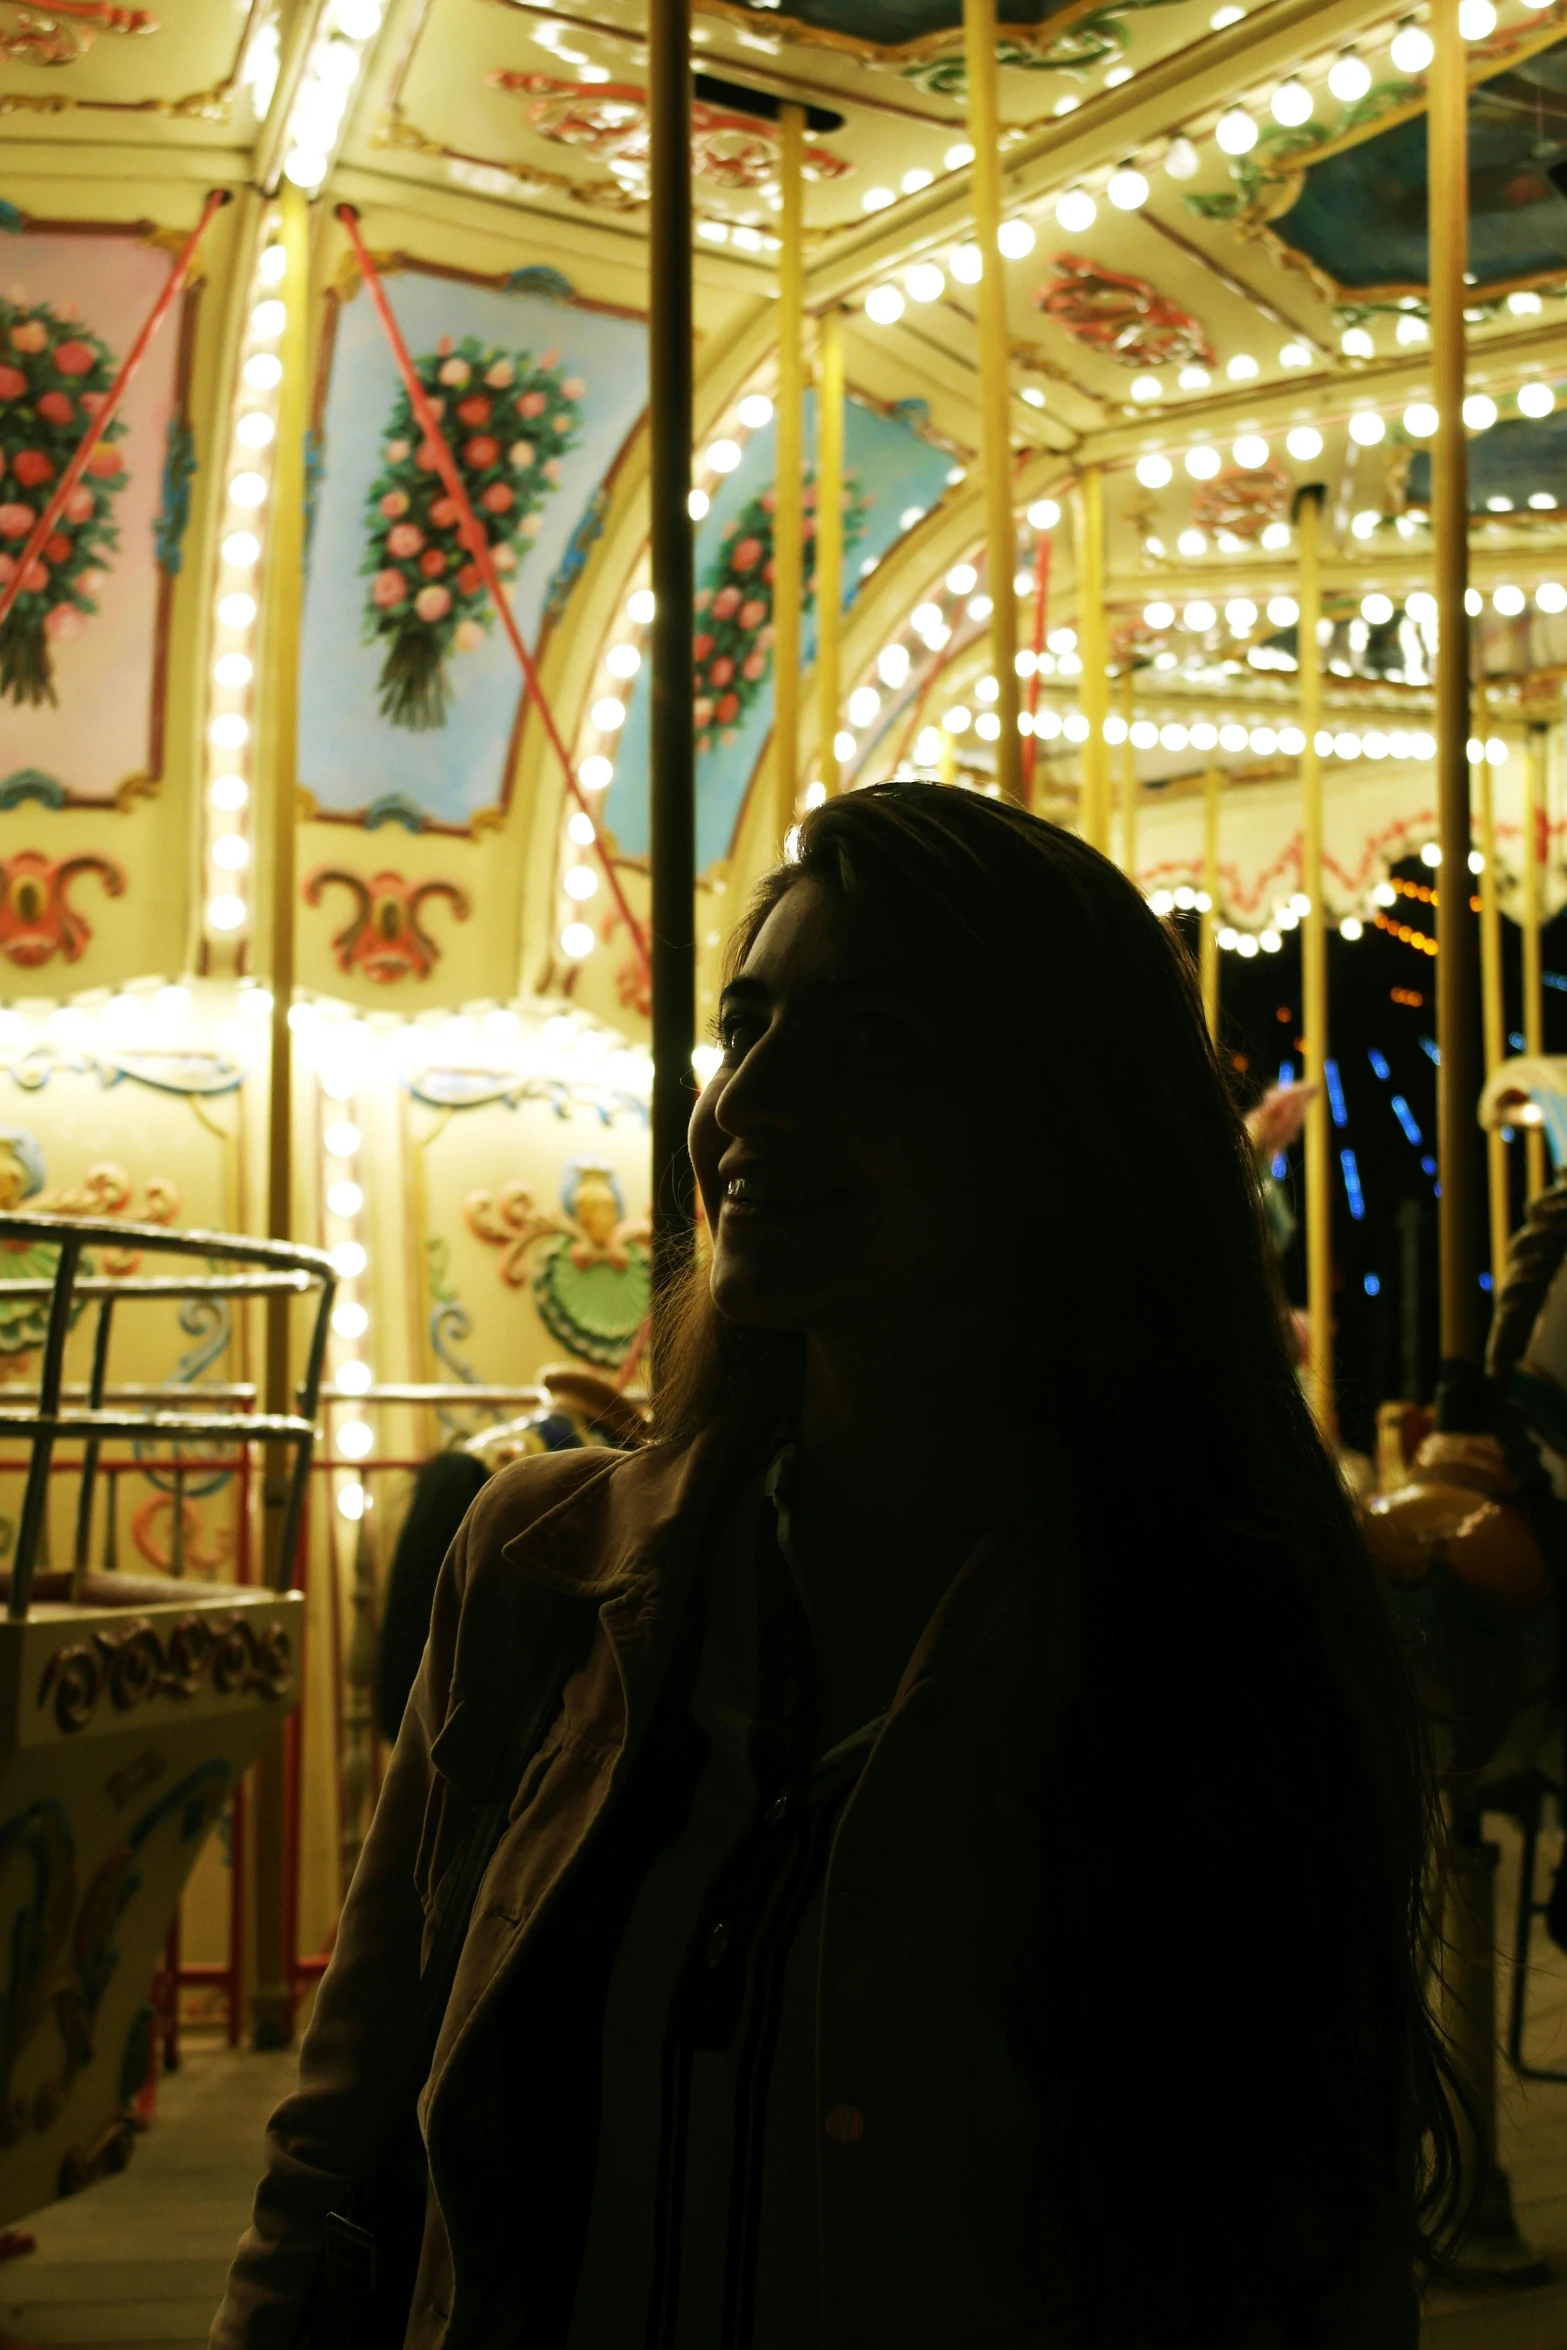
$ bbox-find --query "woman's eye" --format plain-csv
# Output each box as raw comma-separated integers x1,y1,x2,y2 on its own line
719,1017,761,1057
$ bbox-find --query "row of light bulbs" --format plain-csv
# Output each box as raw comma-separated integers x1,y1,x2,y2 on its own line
202,224,294,945
280,0,383,191
1129,382,1557,497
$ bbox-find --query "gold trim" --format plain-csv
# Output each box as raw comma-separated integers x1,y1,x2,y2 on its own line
0,0,268,121
693,0,1105,67
469,804,506,835
112,772,159,810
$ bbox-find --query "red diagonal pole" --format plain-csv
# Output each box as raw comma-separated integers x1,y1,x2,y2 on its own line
336,205,651,985
0,187,228,637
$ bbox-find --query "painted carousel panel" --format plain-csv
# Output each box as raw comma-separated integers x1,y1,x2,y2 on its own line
298,266,646,829
0,225,189,801
604,393,955,870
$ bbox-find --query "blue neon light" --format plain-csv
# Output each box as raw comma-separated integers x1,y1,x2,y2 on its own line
1325,1059,1348,1128
1390,1095,1423,1146
1278,1059,1295,1085
1364,1272,1381,1297
1480,1271,1494,1293
1271,1152,1287,1180
1421,1154,1438,1176
1511,1031,1527,1053
1546,972,1567,992
1340,1147,1365,1220
1368,1048,1390,1081
1419,1037,1440,1066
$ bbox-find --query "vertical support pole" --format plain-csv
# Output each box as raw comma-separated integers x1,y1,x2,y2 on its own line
1524,722,1547,1201
1296,485,1332,1435
1478,739,1510,1283
815,304,845,797
649,0,696,1301
1430,0,1483,1372
963,0,1021,806
1022,521,1049,805
1075,466,1111,852
1119,667,1138,880
1201,763,1220,1042
251,181,309,2051
772,104,806,845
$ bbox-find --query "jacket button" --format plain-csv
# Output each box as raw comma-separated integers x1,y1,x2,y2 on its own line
823,2104,864,2145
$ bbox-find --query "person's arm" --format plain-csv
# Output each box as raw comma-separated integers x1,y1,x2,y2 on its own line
209,1505,472,2350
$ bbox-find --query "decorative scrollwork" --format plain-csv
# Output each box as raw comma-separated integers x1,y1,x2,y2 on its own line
1188,462,1294,543
37,1612,293,1736
0,3,157,67
1033,254,1214,373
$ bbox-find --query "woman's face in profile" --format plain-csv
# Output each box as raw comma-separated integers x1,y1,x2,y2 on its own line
688,876,1000,1339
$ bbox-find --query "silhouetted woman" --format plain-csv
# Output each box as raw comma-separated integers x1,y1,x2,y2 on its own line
214,783,1459,2350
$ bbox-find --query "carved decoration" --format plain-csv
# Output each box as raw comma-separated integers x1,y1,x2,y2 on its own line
0,851,124,967
466,1162,651,1369
489,72,852,191
37,1613,293,1736
0,1763,227,2157
0,3,156,66
1189,462,1294,542
304,866,471,984
1032,255,1215,372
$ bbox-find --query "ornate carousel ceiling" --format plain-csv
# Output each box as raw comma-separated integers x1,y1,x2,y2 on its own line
1,0,1566,1027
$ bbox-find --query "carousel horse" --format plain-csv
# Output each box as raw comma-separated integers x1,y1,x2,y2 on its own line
375,1363,650,1741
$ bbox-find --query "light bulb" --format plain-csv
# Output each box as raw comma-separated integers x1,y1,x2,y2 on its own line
950,244,983,284
1327,50,1372,99
207,895,246,931
1458,0,1496,33
1348,410,1386,444
1518,381,1555,418
1164,136,1199,179
1232,434,1270,469
1106,165,1149,211
1463,392,1497,430
1136,455,1173,487
1214,109,1258,155
905,263,944,302
1185,446,1221,479
998,216,1039,256
1271,79,1313,126
865,285,905,325
1403,402,1438,437
1286,426,1323,460
1390,19,1434,70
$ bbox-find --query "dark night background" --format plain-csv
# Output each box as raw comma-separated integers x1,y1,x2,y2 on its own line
1180,865,1567,1459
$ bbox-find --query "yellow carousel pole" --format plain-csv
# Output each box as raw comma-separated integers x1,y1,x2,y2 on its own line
1525,723,1547,1201
1295,484,1332,1436
1429,0,1540,2287
815,304,845,796
962,0,1021,804
1201,762,1220,1041
252,180,309,2049
1477,733,1510,1283
1119,667,1138,880
1075,466,1111,852
772,104,805,844
1430,0,1483,1373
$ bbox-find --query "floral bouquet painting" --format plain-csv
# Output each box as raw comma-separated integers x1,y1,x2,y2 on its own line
0,296,127,709
361,332,584,730
693,471,870,754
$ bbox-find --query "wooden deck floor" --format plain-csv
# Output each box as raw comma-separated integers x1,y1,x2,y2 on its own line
7,1815,1567,2348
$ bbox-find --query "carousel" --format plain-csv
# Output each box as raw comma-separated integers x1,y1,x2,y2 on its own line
1,0,1567,2329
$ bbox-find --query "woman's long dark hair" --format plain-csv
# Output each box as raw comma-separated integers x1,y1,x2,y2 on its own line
654,781,1464,2346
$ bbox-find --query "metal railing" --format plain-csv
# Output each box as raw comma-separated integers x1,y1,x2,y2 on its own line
0,1213,335,1615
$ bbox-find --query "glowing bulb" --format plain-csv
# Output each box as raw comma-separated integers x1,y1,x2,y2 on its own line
214,650,253,689
223,530,260,568
1463,393,1497,430
950,243,983,284
325,1122,361,1159
605,642,640,679
865,284,905,325
1285,426,1322,460
230,472,268,510
1271,78,1313,125
1328,49,1372,98
327,1179,364,1218
561,922,594,960
688,489,709,520
211,833,250,871
251,300,286,339
1136,455,1173,487
591,696,626,731
1185,446,1221,479
243,353,283,391
1518,382,1555,418
706,438,741,471
211,774,248,811
564,864,598,901
1362,592,1395,624
1390,19,1434,69
1214,109,1258,155
207,895,246,931
1458,0,1495,32
998,216,1039,256
1232,434,1270,469
905,263,944,302
1348,410,1386,445
1403,402,1438,437
1107,165,1149,211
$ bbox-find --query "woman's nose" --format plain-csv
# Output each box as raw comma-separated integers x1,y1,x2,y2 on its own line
714,1024,807,1134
